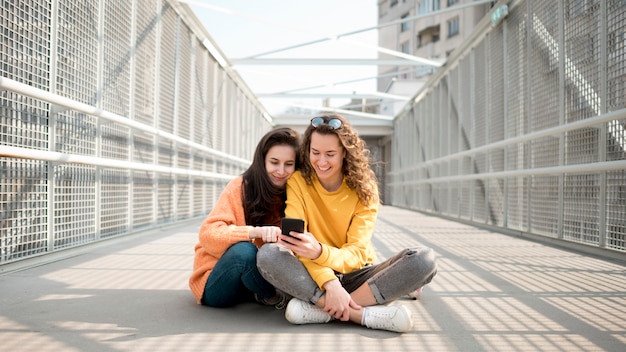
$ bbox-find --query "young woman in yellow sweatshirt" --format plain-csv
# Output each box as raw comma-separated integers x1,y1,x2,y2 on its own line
189,127,299,308
257,113,437,332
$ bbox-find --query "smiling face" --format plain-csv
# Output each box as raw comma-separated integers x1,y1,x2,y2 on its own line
309,131,345,191
265,144,297,187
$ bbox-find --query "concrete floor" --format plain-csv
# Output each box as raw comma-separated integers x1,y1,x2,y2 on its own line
1,206,625,352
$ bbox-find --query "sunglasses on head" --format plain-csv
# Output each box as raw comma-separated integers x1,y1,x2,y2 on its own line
310,116,343,130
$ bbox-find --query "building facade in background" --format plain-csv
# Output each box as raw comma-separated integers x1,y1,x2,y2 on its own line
377,0,493,116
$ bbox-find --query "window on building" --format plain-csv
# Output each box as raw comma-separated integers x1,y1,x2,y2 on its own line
448,17,459,38
401,13,410,32
418,0,441,15
417,25,440,47
391,0,398,7
447,0,459,6
401,41,410,54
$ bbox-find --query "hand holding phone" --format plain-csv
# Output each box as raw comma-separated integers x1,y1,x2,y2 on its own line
280,217,322,260
281,217,304,240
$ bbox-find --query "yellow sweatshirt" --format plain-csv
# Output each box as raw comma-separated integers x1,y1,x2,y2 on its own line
285,171,378,289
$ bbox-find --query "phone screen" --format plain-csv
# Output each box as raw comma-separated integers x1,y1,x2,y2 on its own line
281,217,304,238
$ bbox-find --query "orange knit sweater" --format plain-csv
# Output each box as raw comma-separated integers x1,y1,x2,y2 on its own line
188,176,266,304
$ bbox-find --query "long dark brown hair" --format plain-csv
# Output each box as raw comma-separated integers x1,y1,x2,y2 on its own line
242,127,300,225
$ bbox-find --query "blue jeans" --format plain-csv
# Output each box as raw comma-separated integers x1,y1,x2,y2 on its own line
201,242,277,307
257,244,437,305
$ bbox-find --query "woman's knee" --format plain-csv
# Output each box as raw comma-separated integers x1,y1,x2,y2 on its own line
226,241,258,266
257,243,280,267
257,244,299,278
408,246,437,273
257,243,293,275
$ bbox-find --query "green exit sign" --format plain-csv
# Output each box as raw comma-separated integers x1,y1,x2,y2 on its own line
491,4,509,27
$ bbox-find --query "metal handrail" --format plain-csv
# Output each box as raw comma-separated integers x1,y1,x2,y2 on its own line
389,108,626,177
0,145,234,180
390,160,626,186
0,76,251,167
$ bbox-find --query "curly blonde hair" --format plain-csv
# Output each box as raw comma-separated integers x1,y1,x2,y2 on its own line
300,112,379,206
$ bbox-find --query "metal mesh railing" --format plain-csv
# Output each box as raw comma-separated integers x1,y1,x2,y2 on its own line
0,0,271,266
388,0,626,257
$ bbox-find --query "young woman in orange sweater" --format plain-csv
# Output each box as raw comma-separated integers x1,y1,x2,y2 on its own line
189,127,299,308
257,113,437,332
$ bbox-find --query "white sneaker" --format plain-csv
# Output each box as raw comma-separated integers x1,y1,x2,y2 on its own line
285,298,332,325
362,305,413,333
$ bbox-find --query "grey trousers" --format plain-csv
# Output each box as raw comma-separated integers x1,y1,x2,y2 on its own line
256,243,437,305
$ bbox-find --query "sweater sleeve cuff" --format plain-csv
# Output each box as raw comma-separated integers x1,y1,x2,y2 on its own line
231,224,253,240
313,242,330,265
316,273,339,289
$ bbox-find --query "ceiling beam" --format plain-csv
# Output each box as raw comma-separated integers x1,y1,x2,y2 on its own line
231,58,435,66
242,0,494,61
257,92,410,101
267,102,394,122
177,0,444,67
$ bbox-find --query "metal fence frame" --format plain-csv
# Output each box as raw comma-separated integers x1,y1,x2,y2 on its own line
388,0,626,260
0,0,272,269
3,0,625,269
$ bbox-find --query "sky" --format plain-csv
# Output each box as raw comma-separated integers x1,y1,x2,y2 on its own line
182,0,379,115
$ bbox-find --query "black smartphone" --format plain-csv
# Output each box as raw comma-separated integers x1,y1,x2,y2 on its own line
281,217,304,239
